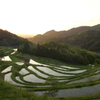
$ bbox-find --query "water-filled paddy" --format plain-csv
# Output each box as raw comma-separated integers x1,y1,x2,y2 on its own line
29,59,48,66
23,74,45,83
61,66,79,69
11,49,17,55
4,73,23,86
68,74,100,84
1,56,12,61
37,66,75,76
15,62,24,65
64,69,86,74
28,66,48,78
19,68,29,75
34,84,100,97
16,76,24,83
1,66,12,73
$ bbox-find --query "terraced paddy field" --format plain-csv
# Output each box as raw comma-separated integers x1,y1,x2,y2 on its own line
1,47,100,99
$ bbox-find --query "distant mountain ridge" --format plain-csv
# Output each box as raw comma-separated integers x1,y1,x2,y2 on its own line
28,24,100,44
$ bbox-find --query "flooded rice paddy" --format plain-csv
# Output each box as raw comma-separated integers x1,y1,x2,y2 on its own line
1,48,100,97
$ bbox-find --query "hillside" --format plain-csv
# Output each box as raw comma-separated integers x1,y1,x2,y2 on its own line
0,29,22,46
18,40,100,65
57,29,100,52
28,24,100,44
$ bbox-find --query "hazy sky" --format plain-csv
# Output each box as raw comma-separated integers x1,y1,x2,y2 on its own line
0,0,100,37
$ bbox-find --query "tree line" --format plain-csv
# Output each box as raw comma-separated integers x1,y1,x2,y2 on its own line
18,40,100,65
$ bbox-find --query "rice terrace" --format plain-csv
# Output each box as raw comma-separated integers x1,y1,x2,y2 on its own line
1,46,100,100
1,0,100,99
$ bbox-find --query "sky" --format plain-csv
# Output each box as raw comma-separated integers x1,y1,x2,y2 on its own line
0,0,100,37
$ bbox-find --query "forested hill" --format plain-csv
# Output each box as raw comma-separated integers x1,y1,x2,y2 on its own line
0,29,22,46
28,24,100,44
62,30,100,51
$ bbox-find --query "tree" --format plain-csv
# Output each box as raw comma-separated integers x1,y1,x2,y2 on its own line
23,39,30,53
44,76,59,97
0,49,5,59
45,75,59,87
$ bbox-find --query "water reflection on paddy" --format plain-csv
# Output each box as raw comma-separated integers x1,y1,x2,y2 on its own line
35,83,100,97
19,68,29,75
1,66,12,73
15,62,24,65
16,76,24,83
1,56,12,61
11,49,17,55
65,69,86,74
28,66,48,78
61,66,79,69
29,59,48,66
23,74,45,83
4,73,24,86
68,74,100,84
37,66,74,76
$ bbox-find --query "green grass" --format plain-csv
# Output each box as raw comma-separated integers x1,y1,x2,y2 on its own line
9,55,21,62
0,80,60,100
1,80,100,100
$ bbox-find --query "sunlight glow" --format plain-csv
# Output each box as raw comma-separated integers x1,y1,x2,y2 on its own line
0,0,100,36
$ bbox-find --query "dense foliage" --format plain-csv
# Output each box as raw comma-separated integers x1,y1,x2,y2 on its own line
18,40,100,65
0,49,5,59
62,30,100,52
28,24,100,52
18,39,37,54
